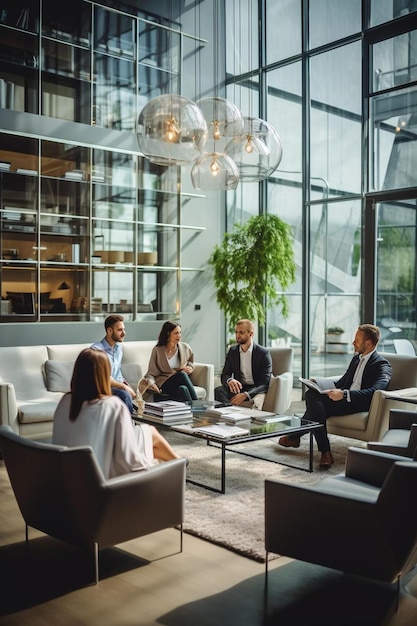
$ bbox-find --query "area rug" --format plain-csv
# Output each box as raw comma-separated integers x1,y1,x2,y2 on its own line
164,428,366,563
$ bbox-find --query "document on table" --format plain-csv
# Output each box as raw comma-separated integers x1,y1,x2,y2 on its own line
192,423,250,439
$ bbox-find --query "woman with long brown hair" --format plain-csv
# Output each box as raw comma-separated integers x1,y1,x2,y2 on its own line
53,348,181,478
139,321,198,402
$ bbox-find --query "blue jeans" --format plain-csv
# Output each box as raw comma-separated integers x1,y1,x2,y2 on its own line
112,388,133,413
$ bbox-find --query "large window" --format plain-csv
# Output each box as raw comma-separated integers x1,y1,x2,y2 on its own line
225,0,417,377
376,197,417,351
370,29,417,191
309,0,361,49
310,42,362,198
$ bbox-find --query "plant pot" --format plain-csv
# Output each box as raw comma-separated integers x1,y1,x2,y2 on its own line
326,332,345,343
138,252,157,265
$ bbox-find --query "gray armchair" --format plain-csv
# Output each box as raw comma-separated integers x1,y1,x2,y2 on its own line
368,409,417,459
265,447,417,607
0,425,186,584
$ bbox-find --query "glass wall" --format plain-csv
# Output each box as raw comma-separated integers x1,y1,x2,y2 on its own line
265,61,302,359
370,28,417,191
225,0,417,377
309,42,362,198
370,0,417,26
309,0,361,49
376,197,417,351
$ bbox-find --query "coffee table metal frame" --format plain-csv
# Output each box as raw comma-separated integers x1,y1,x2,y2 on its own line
135,415,323,494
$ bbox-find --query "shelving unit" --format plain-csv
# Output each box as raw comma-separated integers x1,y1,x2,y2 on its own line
0,0,205,323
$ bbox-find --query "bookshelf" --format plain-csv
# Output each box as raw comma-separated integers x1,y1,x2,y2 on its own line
0,1,206,323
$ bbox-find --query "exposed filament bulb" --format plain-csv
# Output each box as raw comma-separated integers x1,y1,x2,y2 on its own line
213,120,221,140
244,134,253,153
210,155,220,175
164,116,180,142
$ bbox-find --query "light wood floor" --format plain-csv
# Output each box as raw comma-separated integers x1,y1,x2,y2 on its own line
1,461,416,626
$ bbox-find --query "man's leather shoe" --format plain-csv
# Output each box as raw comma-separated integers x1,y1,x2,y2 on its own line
278,435,301,448
319,451,334,468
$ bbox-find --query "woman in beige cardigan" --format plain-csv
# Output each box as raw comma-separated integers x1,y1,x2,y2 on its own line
139,321,198,402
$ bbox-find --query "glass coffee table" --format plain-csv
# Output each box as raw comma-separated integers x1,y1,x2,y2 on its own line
135,410,323,494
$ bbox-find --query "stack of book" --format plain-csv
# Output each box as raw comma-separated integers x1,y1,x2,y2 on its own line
65,169,85,181
143,400,193,424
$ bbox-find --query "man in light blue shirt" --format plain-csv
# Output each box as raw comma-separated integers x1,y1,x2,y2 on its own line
91,314,136,413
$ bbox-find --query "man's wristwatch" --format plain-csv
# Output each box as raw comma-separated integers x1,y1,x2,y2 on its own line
343,390,348,399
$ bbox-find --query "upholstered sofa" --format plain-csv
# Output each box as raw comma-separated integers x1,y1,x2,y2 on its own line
0,341,214,441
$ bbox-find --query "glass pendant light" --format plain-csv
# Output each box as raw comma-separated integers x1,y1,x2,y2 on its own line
197,96,244,145
190,0,242,191
137,94,207,166
191,150,239,191
191,101,241,191
225,116,283,182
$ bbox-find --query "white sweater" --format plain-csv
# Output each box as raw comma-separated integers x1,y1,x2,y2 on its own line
53,394,155,479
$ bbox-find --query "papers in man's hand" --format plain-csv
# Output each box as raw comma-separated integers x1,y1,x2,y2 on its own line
299,377,336,394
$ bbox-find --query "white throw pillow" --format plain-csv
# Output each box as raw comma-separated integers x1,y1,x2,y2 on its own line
121,363,142,390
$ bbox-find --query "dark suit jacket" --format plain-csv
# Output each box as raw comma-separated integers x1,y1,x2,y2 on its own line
335,351,392,412
220,343,272,399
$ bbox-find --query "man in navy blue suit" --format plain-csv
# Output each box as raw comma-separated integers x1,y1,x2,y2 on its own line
279,323,392,467
215,319,272,407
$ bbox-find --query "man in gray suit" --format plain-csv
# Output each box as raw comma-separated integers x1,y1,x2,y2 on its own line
215,319,272,406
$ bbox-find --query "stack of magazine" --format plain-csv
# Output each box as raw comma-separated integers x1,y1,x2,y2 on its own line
204,405,276,425
143,400,193,424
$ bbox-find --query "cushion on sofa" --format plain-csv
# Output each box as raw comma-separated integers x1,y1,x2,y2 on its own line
45,359,142,393
121,363,142,390
45,360,74,392
18,402,59,423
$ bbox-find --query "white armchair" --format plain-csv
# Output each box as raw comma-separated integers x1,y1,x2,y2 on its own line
242,347,293,414
326,352,417,442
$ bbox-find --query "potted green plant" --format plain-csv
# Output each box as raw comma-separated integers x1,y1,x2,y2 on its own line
208,213,296,331
326,326,345,342
325,326,350,353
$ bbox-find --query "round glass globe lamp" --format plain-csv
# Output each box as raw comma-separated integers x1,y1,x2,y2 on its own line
191,151,239,191
225,117,283,182
197,97,244,145
137,95,207,166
